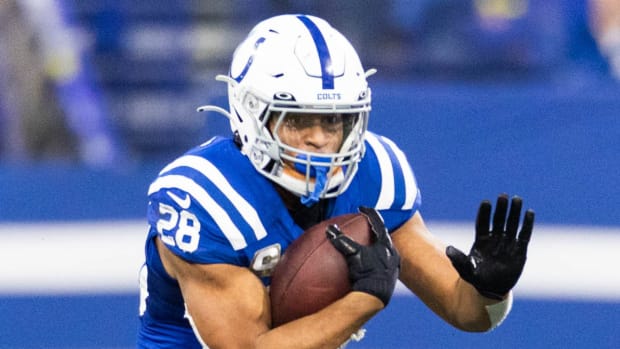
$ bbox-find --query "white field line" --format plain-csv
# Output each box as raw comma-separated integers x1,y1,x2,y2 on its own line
0,221,619,301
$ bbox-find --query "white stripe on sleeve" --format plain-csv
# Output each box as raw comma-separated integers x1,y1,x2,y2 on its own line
365,133,395,210
159,155,268,241
380,136,417,210
148,174,248,250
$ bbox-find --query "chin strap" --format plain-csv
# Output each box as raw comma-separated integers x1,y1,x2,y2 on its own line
294,154,330,207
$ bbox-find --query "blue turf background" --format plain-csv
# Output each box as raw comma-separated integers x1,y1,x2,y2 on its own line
1,295,619,348
1,80,618,348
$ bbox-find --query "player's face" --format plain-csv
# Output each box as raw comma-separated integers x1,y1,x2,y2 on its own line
270,112,347,153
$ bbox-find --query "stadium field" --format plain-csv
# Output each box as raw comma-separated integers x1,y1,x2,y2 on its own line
1,221,618,349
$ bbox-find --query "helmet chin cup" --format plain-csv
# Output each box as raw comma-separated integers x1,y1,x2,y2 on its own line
294,154,330,206
293,154,331,177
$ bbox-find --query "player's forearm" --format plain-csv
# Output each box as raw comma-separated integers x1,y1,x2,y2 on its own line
257,291,382,349
392,239,492,331
392,211,517,332
397,261,491,331
450,278,497,331
401,272,498,332
452,277,520,333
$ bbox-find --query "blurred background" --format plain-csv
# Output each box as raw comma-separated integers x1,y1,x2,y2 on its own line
0,0,618,348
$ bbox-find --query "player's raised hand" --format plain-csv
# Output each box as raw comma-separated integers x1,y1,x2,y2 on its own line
327,207,400,306
446,194,535,300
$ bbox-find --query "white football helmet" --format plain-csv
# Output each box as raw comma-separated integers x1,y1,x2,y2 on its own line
198,14,373,205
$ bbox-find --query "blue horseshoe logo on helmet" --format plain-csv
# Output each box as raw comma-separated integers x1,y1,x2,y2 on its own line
231,37,266,83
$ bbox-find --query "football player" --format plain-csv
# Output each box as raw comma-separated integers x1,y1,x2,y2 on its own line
137,14,534,348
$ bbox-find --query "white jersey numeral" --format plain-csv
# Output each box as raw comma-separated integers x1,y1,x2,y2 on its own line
157,203,201,253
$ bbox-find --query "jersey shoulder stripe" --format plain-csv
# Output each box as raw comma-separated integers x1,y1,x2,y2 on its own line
157,154,267,241
147,138,272,252
148,174,248,250
379,136,418,210
364,132,419,211
365,132,396,209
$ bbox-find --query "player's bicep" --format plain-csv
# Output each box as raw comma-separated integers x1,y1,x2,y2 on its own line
156,238,271,348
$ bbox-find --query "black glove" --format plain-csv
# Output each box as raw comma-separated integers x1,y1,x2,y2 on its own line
326,206,401,306
446,194,535,300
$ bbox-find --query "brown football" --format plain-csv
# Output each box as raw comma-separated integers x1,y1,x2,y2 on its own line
270,213,373,327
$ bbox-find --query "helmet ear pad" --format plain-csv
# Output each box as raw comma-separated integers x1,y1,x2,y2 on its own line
224,14,371,201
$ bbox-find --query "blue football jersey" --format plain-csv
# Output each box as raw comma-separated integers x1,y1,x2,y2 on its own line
137,132,421,348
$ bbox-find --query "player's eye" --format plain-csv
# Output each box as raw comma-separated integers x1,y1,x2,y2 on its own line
321,114,343,126
282,114,345,132
283,114,311,129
